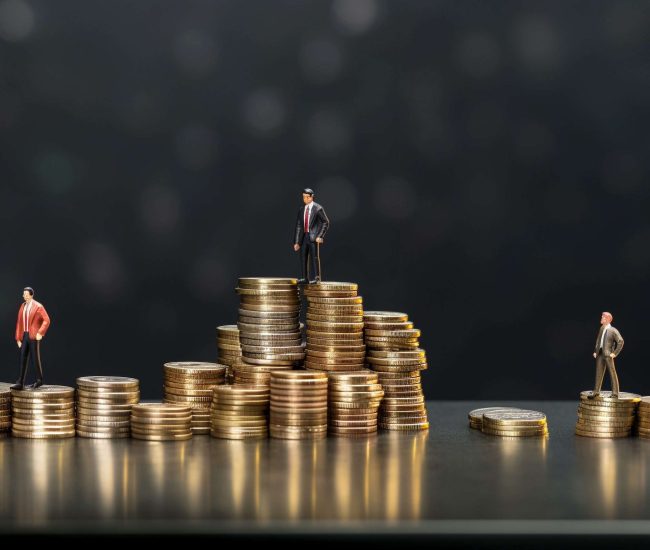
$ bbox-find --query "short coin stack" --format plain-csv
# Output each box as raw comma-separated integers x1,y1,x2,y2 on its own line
482,409,549,437
235,277,304,387
131,403,193,441
0,383,11,437
210,385,270,439
11,386,76,439
635,397,650,439
216,324,241,383
76,376,140,438
304,282,365,372
163,362,226,434
328,370,383,437
270,371,328,439
575,391,640,438
468,407,523,430
364,311,429,431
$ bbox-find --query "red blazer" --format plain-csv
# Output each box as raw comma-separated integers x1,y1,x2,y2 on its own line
15,300,51,342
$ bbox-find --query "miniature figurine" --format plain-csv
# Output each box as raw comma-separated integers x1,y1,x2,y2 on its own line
293,188,330,283
12,287,50,390
590,311,623,399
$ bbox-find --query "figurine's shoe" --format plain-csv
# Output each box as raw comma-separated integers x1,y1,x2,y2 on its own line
611,393,619,399
298,278,307,284
27,379,43,389
587,392,598,399
10,382,24,390
308,280,317,284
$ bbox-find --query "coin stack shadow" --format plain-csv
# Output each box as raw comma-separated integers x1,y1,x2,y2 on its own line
210,385,270,439
481,409,548,437
304,282,365,372
327,370,383,437
235,277,304,388
163,362,226,435
217,325,241,384
131,403,193,441
635,397,650,439
0,383,11,437
468,407,523,430
11,386,76,439
363,311,429,431
270,371,328,440
575,390,640,438
76,376,140,438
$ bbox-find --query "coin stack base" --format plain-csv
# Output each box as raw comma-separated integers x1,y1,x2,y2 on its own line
576,391,640,438
131,403,193,441
328,370,382,437
0,383,12,436
76,376,140,438
11,386,76,439
163,362,226,435
217,325,241,384
482,409,549,438
211,385,269,439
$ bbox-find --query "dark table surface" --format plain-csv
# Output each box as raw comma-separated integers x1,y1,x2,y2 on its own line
2,401,650,536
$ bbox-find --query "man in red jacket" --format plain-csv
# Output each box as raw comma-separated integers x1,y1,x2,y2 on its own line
12,287,51,390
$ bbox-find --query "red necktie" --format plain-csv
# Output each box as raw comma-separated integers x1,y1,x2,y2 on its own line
304,206,309,233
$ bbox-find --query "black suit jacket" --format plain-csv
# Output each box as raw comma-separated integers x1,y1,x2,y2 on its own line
294,202,330,244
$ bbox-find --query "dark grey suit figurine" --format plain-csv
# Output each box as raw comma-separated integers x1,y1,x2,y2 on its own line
293,188,330,283
590,311,624,398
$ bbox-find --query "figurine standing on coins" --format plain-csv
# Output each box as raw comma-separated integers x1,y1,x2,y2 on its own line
590,311,624,398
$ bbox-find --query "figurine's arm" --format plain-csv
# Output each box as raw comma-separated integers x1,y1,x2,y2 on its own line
15,306,22,344
36,306,50,339
612,330,624,357
294,209,303,245
316,208,330,240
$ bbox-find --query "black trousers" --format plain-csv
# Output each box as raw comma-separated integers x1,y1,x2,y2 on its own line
18,331,43,385
300,233,318,281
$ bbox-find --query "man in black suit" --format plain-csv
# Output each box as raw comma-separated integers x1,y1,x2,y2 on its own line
293,188,330,283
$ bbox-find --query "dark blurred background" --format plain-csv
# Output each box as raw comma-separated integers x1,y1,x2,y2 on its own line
0,0,648,400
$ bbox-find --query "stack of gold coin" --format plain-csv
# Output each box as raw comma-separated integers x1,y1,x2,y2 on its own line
270,371,328,439
216,324,241,384
482,409,549,437
575,391,640,438
304,282,365,372
327,370,383,437
11,386,75,439
236,277,304,386
0,383,11,437
76,376,140,438
131,403,193,441
364,311,429,431
210,385,269,439
163,362,227,435
635,397,650,439
468,406,523,430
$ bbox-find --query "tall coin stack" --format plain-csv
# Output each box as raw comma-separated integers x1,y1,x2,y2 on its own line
481,409,549,437
270,371,328,440
217,325,241,384
635,397,650,439
304,282,365,372
328,370,383,437
131,403,193,441
76,376,140,438
0,383,11,437
11,386,76,439
211,385,270,439
575,390,640,438
235,277,304,387
163,362,226,435
364,311,429,431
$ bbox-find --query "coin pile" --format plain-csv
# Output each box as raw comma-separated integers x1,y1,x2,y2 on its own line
131,403,193,441
270,371,328,439
211,385,269,439
11,385,75,439
468,407,523,430
76,376,140,438
217,324,241,383
304,282,365,372
328,370,383,437
236,277,304,387
481,409,549,437
364,311,429,431
635,397,650,439
576,391,640,438
0,383,11,437
163,362,226,435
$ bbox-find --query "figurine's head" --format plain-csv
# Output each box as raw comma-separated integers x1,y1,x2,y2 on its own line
23,287,34,301
601,311,613,325
302,188,314,205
